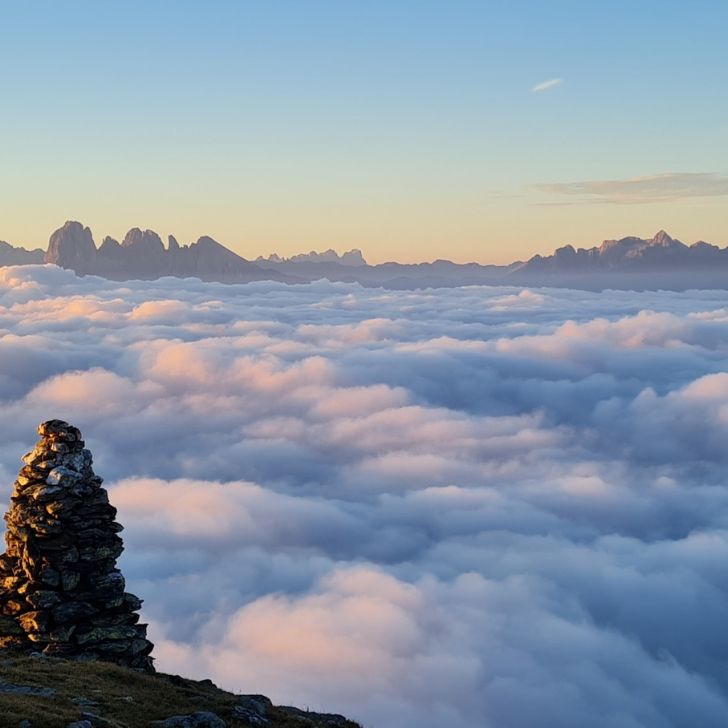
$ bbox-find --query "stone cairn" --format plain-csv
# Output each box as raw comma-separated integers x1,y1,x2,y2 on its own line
0,420,154,670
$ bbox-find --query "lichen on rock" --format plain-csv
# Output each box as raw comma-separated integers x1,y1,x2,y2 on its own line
0,420,154,669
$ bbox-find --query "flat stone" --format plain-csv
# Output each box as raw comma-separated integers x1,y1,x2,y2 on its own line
80,713,125,728
32,520,63,535
0,575,22,590
95,640,132,653
1,599,26,616
123,593,143,610
149,712,227,728
76,626,139,645
28,484,65,502
51,601,98,623
130,638,154,655
40,567,61,586
91,572,125,591
46,467,83,486
0,681,56,697
50,623,77,642
26,590,62,609
72,696,99,707
79,545,119,562
46,499,79,516
278,706,351,726
18,610,51,633
61,570,81,591
232,695,272,725
0,615,24,636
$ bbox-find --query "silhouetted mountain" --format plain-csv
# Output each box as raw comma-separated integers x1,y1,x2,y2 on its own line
256,256,519,288
257,249,367,266
5,224,728,290
0,240,44,266
505,230,728,289
44,221,97,274
514,230,727,274
44,221,291,283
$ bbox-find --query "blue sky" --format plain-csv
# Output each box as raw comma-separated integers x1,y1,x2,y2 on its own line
1,1,726,262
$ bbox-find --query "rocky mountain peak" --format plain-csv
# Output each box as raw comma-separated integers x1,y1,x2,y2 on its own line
194,235,225,251
260,248,368,266
0,241,44,266
649,229,685,248
44,221,97,271
339,249,367,266
121,228,165,255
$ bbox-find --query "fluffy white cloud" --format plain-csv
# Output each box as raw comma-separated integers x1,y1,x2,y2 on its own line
2,264,728,726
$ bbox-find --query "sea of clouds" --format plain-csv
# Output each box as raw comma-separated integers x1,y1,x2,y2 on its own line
2,264,728,727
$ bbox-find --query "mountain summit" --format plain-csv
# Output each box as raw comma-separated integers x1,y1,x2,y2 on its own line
5,223,728,291
515,230,724,275
257,248,367,266
44,221,290,283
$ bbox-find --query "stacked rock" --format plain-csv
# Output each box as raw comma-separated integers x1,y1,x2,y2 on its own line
0,420,154,670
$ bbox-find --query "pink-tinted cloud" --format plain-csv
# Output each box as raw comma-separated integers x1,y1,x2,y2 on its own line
1,266,728,726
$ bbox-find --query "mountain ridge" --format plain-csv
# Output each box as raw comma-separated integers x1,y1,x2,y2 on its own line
515,229,728,274
3,222,728,290
42,222,292,284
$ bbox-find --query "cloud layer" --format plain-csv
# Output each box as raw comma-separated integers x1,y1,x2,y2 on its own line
2,265,728,726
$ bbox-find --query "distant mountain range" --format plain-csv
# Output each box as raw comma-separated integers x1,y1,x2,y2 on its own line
2,222,728,290
0,240,44,266
256,249,367,266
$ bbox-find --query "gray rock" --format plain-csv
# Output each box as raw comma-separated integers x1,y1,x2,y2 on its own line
80,712,124,728
72,696,99,708
233,695,271,723
279,706,351,726
0,681,56,697
232,705,269,724
46,467,82,486
42,221,287,284
149,712,226,728
0,240,43,266
45,221,97,273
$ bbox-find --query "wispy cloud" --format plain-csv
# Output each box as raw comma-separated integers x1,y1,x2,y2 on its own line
531,78,563,93
535,172,728,204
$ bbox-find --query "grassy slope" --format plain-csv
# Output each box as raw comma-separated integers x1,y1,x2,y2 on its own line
0,655,362,728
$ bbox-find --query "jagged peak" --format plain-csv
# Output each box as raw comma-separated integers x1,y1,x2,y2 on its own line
598,236,643,254
650,229,680,246
57,220,88,235
45,221,97,267
258,248,368,266
195,235,224,248
121,228,165,253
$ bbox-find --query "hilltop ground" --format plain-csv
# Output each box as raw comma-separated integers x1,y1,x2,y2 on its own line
0,654,361,728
